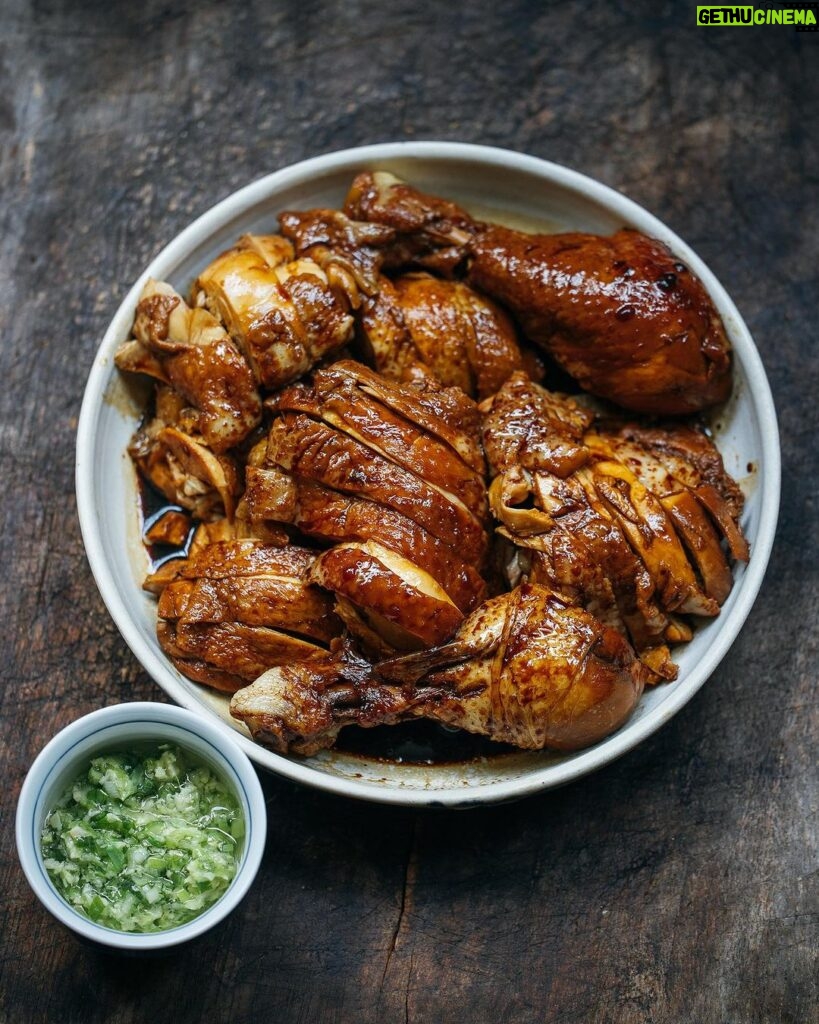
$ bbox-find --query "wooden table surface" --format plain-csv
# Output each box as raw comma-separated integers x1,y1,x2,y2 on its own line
2,2,816,1021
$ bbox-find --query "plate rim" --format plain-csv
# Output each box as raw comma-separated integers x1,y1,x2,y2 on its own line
75,141,781,807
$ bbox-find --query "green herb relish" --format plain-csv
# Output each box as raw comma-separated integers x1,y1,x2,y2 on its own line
40,744,244,933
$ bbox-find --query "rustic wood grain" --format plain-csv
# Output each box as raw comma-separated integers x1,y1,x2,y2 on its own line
1,1,816,1022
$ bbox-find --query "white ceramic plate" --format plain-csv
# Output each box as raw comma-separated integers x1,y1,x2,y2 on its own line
76,142,780,807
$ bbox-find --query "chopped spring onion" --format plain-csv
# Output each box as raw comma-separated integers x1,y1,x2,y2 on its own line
41,744,244,933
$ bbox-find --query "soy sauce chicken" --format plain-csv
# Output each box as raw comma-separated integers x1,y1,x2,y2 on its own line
117,170,750,760
128,385,241,521
239,360,488,654
281,207,533,399
115,279,262,452
358,273,529,400
230,584,646,755
146,540,341,693
345,172,733,415
482,373,748,680
192,233,355,389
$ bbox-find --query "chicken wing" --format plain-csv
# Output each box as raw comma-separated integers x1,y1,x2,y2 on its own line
230,639,409,755
115,279,261,452
380,583,647,750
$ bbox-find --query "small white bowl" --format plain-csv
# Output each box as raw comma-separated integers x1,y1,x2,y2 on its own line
76,142,780,807
15,702,267,952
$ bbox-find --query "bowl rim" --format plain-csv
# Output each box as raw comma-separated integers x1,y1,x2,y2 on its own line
15,701,267,950
75,141,781,807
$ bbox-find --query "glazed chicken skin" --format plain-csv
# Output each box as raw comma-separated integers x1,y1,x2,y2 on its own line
147,540,341,693
229,584,646,755
115,279,262,452
468,227,731,415
344,172,733,415
611,422,748,564
273,361,488,516
343,171,475,277
238,475,486,615
359,273,528,400
482,373,748,679
265,409,485,556
379,583,647,751
281,206,531,399
310,541,465,651
193,233,354,390
230,639,406,755
279,207,392,300
239,360,489,655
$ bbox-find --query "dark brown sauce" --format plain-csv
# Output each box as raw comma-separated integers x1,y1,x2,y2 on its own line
136,475,194,570
334,720,515,765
